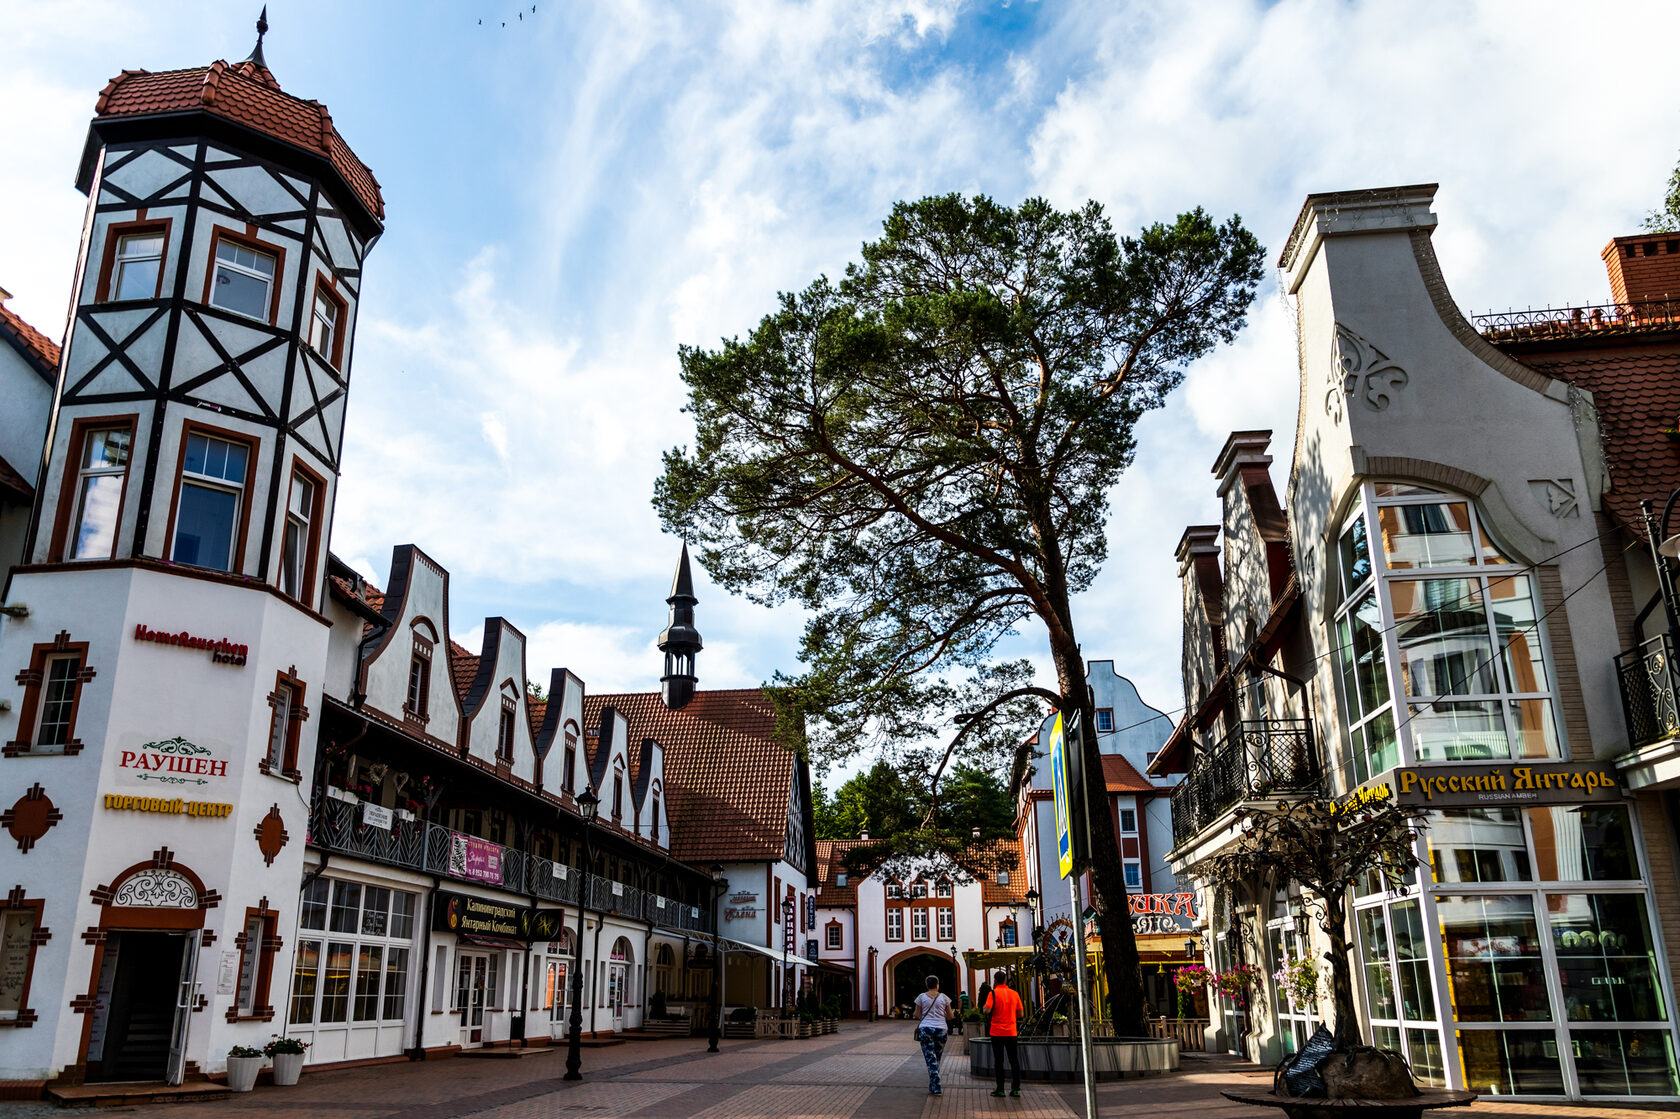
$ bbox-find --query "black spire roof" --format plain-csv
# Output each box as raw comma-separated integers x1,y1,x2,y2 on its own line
658,543,702,709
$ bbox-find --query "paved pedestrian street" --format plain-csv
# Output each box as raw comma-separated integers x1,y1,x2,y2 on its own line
5,1023,1679,1119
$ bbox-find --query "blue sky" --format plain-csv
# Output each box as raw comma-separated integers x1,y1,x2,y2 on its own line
5,1,1678,781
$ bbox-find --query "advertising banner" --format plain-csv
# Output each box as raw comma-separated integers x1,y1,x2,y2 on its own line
449,833,504,885
433,892,567,942
1372,761,1623,809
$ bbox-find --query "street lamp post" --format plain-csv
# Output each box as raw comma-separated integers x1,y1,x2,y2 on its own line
707,863,727,1053
564,785,599,1082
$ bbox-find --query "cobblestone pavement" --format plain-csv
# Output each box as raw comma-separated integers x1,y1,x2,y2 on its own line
4,1023,1680,1117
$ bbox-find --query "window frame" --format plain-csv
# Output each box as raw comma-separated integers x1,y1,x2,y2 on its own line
937,906,955,941
288,879,418,1028
262,669,307,781
496,692,518,765
4,636,94,758
406,627,434,725
94,217,172,303
226,905,280,1022
164,421,258,574
1331,482,1565,782
279,461,326,607
911,907,930,942
826,921,843,950
308,272,348,369
0,895,46,1028
886,907,904,941
48,415,139,563
1096,708,1115,733
202,227,286,324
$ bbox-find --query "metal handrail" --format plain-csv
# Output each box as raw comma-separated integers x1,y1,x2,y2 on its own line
1169,719,1320,847
1615,633,1680,749
1473,298,1680,341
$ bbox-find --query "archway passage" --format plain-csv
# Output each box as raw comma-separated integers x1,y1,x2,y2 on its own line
891,951,957,1015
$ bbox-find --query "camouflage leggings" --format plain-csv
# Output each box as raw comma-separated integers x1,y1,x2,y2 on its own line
916,1027,947,1093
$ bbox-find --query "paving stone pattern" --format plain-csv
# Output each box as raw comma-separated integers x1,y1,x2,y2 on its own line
3,1024,1680,1118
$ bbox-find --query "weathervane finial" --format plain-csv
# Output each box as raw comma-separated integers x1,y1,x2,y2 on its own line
247,5,269,68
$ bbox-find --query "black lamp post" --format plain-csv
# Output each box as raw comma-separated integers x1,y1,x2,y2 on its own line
1024,888,1040,946
707,863,727,1053
563,785,599,1081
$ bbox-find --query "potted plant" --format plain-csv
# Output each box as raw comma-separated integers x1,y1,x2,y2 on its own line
226,1045,265,1093
263,1035,310,1085
1174,962,1210,1018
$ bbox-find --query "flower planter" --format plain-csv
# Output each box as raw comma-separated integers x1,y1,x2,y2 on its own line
271,1051,305,1086
969,1036,1179,1081
226,1056,264,1093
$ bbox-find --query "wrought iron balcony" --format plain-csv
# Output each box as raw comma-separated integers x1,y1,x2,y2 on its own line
1170,719,1320,849
1473,298,1680,343
1615,633,1680,749
307,792,711,934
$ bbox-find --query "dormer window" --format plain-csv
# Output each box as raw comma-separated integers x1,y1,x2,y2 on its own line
562,725,578,793
612,761,625,821
406,631,433,723
497,695,517,763
911,882,928,899
836,872,848,888
996,870,1009,886
885,883,902,900
935,880,952,898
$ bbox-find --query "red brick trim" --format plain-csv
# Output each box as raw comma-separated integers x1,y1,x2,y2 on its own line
4,632,94,758
0,888,49,1028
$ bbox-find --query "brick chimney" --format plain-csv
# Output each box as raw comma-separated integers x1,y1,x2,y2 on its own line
1175,525,1226,672
1602,235,1680,304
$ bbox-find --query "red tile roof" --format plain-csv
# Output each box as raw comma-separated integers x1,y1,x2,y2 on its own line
1101,753,1156,794
1506,341,1680,536
584,688,796,864
814,840,860,906
93,60,383,221
0,298,60,381
449,642,478,705
0,453,32,502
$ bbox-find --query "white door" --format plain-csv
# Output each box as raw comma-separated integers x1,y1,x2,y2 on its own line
546,959,568,1038
456,952,489,1047
165,932,200,1086
608,963,626,1027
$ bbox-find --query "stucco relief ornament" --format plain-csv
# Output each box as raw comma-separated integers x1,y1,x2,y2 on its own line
112,868,198,908
1329,323,1409,414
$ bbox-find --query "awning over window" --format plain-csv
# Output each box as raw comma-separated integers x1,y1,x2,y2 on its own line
716,935,797,965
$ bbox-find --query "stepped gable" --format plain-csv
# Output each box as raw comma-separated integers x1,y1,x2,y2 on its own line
584,688,793,863
91,58,383,222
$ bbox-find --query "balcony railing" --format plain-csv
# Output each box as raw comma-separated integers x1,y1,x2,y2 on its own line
1615,633,1680,749
307,793,710,934
1170,719,1320,849
1472,298,1680,343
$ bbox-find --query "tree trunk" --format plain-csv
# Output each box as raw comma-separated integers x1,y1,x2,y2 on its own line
1047,634,1148,1037
1322,892,1361,1049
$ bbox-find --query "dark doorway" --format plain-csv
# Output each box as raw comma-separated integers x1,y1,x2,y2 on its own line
89,932,185,1082
891,951,957,1015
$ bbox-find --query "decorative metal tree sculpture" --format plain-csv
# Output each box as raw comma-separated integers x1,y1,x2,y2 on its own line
1193,794,1429,1050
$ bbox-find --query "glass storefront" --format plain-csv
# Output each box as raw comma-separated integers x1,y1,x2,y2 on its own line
1327,483,1680,1099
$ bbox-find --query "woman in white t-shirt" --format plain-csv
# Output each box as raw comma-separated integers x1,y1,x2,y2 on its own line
912,975,954,1095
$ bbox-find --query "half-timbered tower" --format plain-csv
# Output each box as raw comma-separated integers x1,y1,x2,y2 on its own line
0,18,383,1090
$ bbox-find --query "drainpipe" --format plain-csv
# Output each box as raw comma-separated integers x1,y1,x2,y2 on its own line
413,874,441,1059
590,910,606,1035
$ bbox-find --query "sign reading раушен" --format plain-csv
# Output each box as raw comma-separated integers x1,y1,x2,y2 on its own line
1384,760,1623,808
133,623,248,666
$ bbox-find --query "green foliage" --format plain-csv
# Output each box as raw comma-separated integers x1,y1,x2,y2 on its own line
655,192,1263,775
936,762,1014,839
1644,152,1680,233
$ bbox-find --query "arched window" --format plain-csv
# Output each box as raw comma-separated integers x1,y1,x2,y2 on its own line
653,943,675,999
1332,482,1559,782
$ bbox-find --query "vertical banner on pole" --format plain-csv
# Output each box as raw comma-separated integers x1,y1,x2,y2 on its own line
1051,711,1100,1118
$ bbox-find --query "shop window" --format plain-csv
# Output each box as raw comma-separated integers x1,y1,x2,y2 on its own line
1436,895,1550,1024
1096,708,1114,733
288,880,417,1026
886,908,903,941
205,230,282,323
309,277,347,368
169,427,253,572
229,907,279,1021
263,670,306,780
279,465,323,606
937,907,954,941
1428,808,1530,884
58,421,133,561
911,909,929,941
95,219,170,303
1526,805,1638,881
1332,484,1560,781
4,635,94,758
0,894,45,1027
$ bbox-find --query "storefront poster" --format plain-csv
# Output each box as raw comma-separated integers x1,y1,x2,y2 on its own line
448,833,504,885
433,891,567,942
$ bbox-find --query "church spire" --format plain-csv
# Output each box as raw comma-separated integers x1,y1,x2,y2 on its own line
246,6,269,69
658,542,702,709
